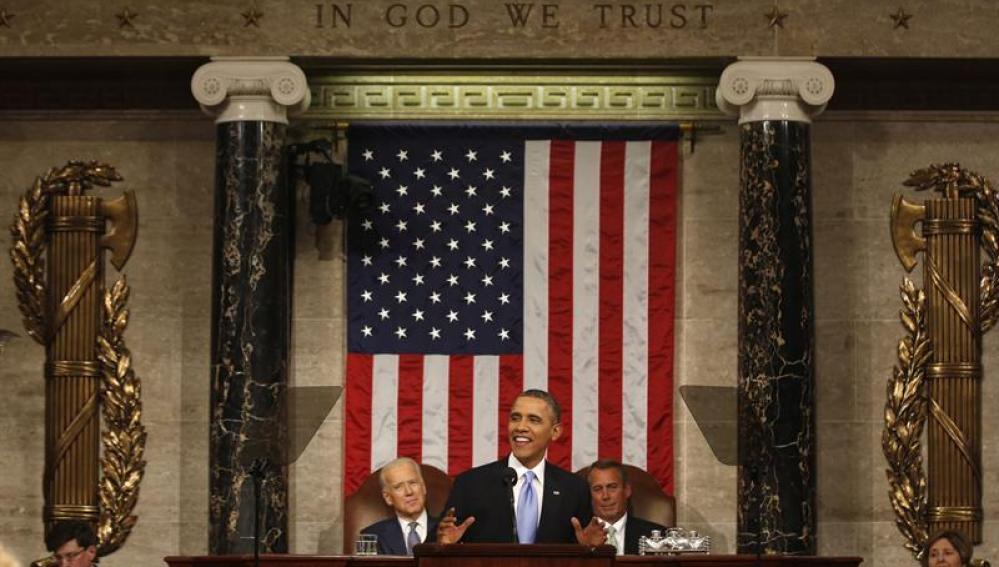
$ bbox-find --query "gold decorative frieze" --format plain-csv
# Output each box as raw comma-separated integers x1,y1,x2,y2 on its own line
304,73,722,121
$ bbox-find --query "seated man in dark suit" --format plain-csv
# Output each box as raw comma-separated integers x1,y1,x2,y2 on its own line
587,459,666,555
361,457,438,555
438,389,605,546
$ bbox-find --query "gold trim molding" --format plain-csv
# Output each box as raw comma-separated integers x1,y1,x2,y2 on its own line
303,72,723,121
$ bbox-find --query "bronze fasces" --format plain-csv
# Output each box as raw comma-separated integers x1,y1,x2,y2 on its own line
884,163,999,559
7,161,146,561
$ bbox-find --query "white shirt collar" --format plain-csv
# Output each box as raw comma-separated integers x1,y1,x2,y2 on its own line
507,453,546,484
396,508,429,543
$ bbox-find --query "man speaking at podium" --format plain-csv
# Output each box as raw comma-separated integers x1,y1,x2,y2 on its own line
437,389,606,546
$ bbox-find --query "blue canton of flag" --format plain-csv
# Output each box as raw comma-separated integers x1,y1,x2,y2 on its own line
347,127,524,355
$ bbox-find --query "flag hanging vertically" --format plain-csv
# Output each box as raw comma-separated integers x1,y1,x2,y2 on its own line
344,123,679,496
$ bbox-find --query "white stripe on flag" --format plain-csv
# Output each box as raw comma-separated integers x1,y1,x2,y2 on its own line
371,354,399,470
422,355,449,471
572,141,601,471
523,140,550,392
472,356,500,466
622,142,651,468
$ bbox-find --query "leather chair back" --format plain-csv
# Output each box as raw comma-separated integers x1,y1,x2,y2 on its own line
576,464,675,528
342,464,452,554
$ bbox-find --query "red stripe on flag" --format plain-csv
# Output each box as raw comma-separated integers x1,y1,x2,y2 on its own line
497,354,524,458
447,356,474,474
397,354,424,461
344,353,373,495
598,141,626,461
547,140,575,469
647,140,678,494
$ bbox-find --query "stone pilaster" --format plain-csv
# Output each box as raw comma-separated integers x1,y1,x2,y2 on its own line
191,56,309,555
717,57,834,555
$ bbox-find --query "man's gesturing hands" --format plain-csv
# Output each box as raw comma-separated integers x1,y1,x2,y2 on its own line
436,507,476,544
571,516,607,546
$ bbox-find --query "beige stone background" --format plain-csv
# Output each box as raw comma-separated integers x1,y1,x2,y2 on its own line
2,109,999,566
0,0,997,58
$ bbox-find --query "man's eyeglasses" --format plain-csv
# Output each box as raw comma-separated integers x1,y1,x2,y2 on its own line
53,548,86,563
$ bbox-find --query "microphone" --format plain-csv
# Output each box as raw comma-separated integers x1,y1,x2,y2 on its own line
502,467,519,543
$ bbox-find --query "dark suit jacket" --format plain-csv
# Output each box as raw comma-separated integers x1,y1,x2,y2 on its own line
361,514,439,555
443,458,592,544
623,515,667,555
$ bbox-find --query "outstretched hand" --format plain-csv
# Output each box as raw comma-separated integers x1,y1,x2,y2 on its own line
437,507,475,544
571,516,607,546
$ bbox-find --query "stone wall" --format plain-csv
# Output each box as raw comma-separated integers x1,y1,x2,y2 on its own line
1,111,998,566
1,0,999,58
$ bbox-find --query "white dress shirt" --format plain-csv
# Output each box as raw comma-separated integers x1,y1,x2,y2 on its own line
395,509,429,545
507,453,546,526
602,513,628,555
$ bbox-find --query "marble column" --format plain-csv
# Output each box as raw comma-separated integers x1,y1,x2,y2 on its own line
717,58,834,555
191,57,310,555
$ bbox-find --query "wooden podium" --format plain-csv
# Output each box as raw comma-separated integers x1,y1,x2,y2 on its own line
618,555,863,567
165,547,862,567
414,544,615,567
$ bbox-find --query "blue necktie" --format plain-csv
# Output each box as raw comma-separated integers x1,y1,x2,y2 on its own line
406,521,420,555
516,471,538,543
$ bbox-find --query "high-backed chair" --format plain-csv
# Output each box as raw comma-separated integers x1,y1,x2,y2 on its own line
576,464,675,528
342,464,452,554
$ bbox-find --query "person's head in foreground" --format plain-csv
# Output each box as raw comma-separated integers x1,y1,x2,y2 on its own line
586,459,632,524
46,521,97,567
922,530,973,567
380,457,428,521
508,389,562,468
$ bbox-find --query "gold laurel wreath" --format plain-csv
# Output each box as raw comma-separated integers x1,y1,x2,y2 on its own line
8,161,144,557
882,277,931,557
95,277,147,555
884,163,999,559
9,174,50,345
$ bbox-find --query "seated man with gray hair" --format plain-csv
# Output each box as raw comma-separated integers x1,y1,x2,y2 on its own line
361,457,439,555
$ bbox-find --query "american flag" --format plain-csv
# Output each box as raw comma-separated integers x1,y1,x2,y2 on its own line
344,123,679,496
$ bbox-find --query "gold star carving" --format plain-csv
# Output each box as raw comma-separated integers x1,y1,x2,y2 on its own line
890,7,912,30
0,8,14,27
241,7,263,27
115,7,138,29
764,5,788,29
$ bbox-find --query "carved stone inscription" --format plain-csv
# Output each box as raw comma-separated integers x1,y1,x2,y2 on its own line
314,2,714,29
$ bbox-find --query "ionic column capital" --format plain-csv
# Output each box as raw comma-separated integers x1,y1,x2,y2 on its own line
716,57,834,124
191,56,310,124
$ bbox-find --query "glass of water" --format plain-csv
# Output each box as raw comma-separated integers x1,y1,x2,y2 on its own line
355,533,378,556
